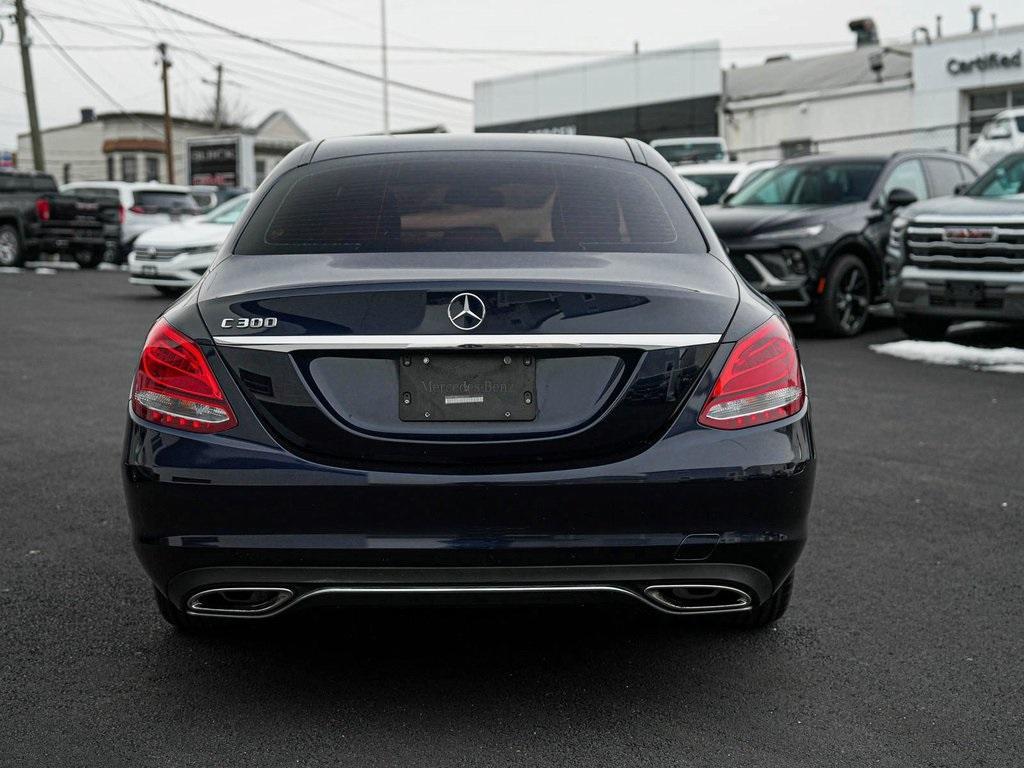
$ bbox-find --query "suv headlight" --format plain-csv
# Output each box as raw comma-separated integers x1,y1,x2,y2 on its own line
752,224,824,241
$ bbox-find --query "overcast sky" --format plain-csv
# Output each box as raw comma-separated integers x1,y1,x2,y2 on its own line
1,0,1018,150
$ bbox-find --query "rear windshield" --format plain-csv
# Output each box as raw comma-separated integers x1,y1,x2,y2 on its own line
234,152,707,255
0,175,56,192
132,190,200,213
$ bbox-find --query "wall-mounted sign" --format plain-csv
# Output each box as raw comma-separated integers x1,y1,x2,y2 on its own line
946,49,1022,76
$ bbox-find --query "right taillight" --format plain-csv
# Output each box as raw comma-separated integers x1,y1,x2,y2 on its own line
698,316,805,430
130,319,237,433
35,198,51,221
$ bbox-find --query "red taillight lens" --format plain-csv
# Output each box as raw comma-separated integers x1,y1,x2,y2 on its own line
35,198,51,221
117,204,126,224
698,316,805,430
130,319,237,433
129,204,145,214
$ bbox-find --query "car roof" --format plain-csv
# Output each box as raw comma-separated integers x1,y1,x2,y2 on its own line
311,133,634,163
674,162,746,173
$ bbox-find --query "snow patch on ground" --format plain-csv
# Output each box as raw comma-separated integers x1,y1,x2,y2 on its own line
871,340,1024,374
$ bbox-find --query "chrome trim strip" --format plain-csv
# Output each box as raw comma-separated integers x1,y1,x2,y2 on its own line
212,333,722,351
908,240,1024,251
914,214,1024,225
899,266,1024,284
184,583,753,619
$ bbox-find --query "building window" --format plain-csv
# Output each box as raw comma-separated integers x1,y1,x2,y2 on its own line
121,155,137,182
145,156,160,182
967,88,1024,144
106,156,115,181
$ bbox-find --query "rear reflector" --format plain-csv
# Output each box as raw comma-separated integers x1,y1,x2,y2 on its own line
130,319,237,433
698,315,804,430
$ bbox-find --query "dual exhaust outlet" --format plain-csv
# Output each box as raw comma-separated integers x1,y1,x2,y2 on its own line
185,583,753,618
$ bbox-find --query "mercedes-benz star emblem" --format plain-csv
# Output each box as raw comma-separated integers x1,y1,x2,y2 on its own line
447,292,486,331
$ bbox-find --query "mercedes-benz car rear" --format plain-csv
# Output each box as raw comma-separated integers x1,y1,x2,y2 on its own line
122,135,815,631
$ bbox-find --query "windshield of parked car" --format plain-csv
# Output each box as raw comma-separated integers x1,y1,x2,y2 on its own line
677,172,738,204
202,194,251,225
965,155,1024,197
726,161,885,206
234,151,708,255
653,141,726,164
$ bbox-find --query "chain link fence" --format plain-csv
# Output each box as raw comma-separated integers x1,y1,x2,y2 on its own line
731,123,973,162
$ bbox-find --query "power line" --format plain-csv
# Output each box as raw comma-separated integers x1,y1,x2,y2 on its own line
135,0,471,104
27,15,164,137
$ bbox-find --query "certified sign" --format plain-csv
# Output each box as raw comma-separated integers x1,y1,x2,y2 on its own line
946,49,1022,76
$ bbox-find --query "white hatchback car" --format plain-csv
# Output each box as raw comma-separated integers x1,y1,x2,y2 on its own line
128,193,251,296
61,181,202,257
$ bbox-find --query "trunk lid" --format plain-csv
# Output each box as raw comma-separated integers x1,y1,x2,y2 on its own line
199,251,738,469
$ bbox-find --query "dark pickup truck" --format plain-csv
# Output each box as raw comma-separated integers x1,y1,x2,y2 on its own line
0,169,121,269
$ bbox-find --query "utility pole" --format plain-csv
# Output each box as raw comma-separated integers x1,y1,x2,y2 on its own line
212,63,223,131
380,0,389,135
157,42,174,183
14,0,45,170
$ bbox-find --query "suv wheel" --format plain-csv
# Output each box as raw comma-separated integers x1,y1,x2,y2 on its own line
816,254,871,337
897,313,949,341
73,250,104,270
0,224,24,268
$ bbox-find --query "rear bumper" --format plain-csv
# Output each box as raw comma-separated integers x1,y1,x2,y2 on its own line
891,266,1024,321
122,404,815,614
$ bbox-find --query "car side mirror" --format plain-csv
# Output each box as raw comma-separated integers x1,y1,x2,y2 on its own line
885,187,917,210
953,181,970,195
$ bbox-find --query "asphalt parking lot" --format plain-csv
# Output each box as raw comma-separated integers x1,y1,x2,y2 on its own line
2,269,1022,767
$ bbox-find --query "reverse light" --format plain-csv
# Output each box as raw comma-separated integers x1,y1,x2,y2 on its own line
35,198,51,221
130,319,237,433
698,316,805,430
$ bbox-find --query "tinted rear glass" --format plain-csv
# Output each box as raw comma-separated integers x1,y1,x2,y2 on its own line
132,191,199,211
234,152,707,255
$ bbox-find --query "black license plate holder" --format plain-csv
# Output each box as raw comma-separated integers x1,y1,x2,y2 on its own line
399,353,536,422
945,281,986,303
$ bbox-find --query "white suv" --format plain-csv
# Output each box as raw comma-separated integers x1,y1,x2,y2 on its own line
60,181,201,258
968,109,1024,168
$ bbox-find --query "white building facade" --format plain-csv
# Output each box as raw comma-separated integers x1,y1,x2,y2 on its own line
17,109,308,186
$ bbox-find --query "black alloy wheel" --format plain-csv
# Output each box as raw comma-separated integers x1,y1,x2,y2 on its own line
817,254,871,337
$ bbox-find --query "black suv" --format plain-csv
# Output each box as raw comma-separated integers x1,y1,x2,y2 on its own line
888,151,1024,338
705,151,982,336
0,169,120,268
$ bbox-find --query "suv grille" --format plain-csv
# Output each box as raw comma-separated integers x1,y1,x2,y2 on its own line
134,247,181,261
906,219,1024,272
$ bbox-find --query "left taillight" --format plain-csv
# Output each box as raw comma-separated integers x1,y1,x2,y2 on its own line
130,319,237,433
698,315,805,430
35,198,51,221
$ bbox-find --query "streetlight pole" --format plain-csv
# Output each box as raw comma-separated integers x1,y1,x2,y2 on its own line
157,42,175,183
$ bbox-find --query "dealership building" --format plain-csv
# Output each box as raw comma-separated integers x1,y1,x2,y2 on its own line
473,15,1024,160
16,109,308,186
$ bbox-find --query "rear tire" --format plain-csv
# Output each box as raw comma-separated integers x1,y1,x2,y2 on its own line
0,224,24,268
896,313,949,341
815,254,871,337
153,587,214,632
723,574,793,629
73,249,103,269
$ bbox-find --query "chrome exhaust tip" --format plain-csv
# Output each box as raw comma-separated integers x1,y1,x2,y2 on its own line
186,587,293,616
643,584,752,614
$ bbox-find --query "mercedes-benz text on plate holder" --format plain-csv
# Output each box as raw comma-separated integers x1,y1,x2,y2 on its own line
122,134,815,632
